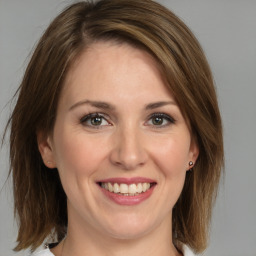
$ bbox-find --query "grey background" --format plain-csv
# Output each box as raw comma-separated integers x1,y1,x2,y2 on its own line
0,1,255,256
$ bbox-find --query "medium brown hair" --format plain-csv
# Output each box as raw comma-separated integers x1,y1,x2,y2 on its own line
6,0,223,253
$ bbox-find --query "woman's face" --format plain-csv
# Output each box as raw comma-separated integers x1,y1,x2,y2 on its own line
39,42,198,240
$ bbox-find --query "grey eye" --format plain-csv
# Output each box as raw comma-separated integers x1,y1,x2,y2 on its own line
152,116,164,125
80,113,110,127
90,116,103,126
146,113,176,127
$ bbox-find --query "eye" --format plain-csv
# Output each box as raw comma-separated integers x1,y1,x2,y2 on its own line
80,113,111,128
146,113,175,127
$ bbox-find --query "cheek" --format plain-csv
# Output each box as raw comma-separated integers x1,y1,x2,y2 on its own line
150,134,191,176
53,130,106,177
52,130,108,208
145,134,191,213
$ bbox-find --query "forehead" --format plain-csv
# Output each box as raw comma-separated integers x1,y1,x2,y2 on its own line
65,41,163,85
60,41,174,107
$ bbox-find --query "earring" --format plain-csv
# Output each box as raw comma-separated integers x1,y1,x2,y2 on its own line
188,161,194,171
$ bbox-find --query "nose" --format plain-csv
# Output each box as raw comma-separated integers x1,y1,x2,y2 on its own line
109,126,148,170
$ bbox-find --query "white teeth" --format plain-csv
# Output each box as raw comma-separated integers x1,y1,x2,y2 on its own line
143,182,150,192
137,183,143,193
101,182,152,195
120,184,129,193
113,183,120,193
108,182,113,192
128,184,137,194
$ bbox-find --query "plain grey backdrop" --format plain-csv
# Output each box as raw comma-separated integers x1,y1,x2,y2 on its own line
0,1,256,256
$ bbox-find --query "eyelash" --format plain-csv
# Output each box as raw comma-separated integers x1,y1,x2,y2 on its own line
146,113,176,128
80,113,111,129
79,112,175,129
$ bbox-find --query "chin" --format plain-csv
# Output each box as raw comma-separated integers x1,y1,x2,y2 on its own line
99,212,161,240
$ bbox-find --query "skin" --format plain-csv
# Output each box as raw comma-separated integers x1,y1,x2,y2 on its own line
38,41,198,256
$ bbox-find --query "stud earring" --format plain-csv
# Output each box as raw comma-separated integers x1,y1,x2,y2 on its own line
188,161,194,171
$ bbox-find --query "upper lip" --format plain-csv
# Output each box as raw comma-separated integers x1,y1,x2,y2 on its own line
96,177,156,185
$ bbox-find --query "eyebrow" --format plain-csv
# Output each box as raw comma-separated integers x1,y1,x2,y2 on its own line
69,100,176,111
69,100,115,111
145,101,176,110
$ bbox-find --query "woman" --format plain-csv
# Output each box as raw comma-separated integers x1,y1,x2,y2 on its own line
7,0,223,255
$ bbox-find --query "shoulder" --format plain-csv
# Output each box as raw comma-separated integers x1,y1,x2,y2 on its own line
30,248,55,256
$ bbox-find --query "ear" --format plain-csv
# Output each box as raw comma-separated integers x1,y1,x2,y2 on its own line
187,138,199,171
37,132,56,169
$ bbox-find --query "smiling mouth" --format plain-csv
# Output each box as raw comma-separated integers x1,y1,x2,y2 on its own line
98,182,156,196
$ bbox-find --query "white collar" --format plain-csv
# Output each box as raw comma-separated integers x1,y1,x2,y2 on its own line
179,244,197,256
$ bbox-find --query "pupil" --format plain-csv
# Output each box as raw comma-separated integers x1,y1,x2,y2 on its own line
91,116,102,125
153,117,163,125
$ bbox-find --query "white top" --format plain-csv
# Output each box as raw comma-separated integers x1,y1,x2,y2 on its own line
31,244,196,256
31,249,54,256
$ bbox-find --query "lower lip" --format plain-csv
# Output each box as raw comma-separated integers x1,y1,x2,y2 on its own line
99,185,155,206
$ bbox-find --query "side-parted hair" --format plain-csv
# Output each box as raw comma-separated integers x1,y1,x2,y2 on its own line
7,0,224,253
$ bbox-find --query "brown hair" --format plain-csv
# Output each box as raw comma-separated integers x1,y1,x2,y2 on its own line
6,0,223,253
